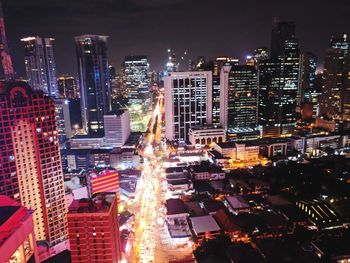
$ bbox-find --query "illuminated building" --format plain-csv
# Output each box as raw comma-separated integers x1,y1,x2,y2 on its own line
104,109,131,147
188,126,226,145
0,82,68,245
164,71,212,142
220,65,259,137
86,169,119,199
320,34,350,120
0,1,14,80
21,36,58,97
298,52,319,117
75,35,111,134
67,193,122,263
57,75,79,99
258,20,300,136
55,98,72,144
0,196,38,263
199,56,238,125
123,55,150,106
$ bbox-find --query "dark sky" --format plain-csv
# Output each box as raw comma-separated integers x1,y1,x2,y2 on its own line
3,0,350,77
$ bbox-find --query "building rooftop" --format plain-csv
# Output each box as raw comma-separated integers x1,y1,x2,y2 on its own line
213,209,241,233
0,196,33,246
190,215,221,235
68,192,116,214
166,199,188,215
226,195,250,210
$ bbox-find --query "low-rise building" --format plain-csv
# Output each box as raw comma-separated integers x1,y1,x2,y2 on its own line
190,215,221,239
188,126,226,146
214,141,259,161
189,162,225,180
225,196,251,213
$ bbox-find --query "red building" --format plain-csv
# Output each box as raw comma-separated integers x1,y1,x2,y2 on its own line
0,195,39,263
0,81,68,245
86,168,120,203
67,192,122,263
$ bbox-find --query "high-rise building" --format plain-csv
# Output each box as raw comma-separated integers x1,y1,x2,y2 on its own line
0,195,39,263
57,75,79,99
21,36,57,97
320,34,350,120
298,52,320,117
0,81,68,245
199,56,238,125
164,71,212,142
270,19,296,59
55,98,72,144
104,109,131,147
123,55,150,106
0,1,14,80
67,193,121,263
220,65,259,136
258,20,300,136
75,35,111,134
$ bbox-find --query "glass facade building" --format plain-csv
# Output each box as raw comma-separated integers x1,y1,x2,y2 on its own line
75,35,111,134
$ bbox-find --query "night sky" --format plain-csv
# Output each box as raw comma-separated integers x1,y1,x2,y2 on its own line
3,0,350,77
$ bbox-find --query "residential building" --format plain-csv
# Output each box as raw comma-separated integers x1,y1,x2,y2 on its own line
21,36,57,97
55,98,72,144
0,81,68,245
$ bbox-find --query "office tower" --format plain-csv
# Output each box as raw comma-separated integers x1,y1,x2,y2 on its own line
55,98,72,144
199,56,238,125
320,34,350,120
0,2,14,80
86,169,119,198
57,75,79,99
0,196,39,263
164,71,212,142
75,35,111,134
67,193,122,263
104,109,131,147
258,20,300,136
253,47,269,62
0,82,68,245
21,36,57,97
220,65,259,135
123,55,150,105
270,19,296,59
298,52,320,117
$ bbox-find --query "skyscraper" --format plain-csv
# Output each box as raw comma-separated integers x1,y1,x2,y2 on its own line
0,81,68,245
258,20,300,136
199,56,238,125
67,193,121,263
57,75,79,99
164,71,212,142
220,65,259,136
319,34,350,120
0,1,14,80
123,55,150,105
55,98,72,144
75,35,111,134
298,52,320,117
21,37,58,97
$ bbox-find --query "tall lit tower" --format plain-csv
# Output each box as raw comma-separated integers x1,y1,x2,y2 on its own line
21,36,58,97
0,81,68,245
0,1,14,80
75,35,111,134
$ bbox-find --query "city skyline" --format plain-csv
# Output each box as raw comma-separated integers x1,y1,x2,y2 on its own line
3,0,350,76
